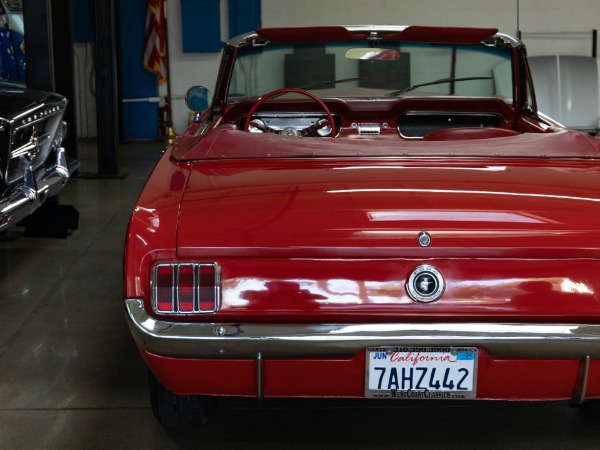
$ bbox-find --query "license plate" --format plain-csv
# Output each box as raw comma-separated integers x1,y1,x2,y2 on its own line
365,346,478,399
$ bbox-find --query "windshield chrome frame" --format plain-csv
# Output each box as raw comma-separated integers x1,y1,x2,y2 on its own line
210,27,527,119
227,26,523,49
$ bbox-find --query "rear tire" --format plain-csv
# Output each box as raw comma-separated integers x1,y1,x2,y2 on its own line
148,370,218,429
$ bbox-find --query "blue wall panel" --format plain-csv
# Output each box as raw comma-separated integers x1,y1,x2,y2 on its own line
122,102,160,141
181,0,221,52
119,0,159,140
229,0,261,38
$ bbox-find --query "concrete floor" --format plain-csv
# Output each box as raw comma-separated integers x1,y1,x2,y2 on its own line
1,140,600,449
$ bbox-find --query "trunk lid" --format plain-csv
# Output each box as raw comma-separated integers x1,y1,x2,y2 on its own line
178,157,600,258
174,133,600,322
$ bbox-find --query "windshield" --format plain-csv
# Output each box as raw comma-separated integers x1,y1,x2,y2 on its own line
228,41,513,104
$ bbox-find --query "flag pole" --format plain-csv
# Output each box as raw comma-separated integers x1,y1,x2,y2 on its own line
163,0,175,141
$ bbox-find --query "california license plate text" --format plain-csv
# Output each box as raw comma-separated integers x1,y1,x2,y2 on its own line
365,347,478,399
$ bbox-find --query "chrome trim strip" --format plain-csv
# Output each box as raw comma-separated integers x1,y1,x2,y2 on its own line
125,298,600,360
227,31,262,48
494,32,522,48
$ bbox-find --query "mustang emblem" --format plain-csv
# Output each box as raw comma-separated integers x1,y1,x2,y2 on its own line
406,265,445,303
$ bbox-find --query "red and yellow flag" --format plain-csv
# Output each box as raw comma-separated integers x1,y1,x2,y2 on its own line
143,0,167,84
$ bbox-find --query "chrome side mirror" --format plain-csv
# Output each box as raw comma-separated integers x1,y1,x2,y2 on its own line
185,86,212,112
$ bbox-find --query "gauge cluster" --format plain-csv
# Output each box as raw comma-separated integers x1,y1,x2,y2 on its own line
241,113,341,137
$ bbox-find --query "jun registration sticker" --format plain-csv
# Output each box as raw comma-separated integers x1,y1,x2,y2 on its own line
365,346,478,399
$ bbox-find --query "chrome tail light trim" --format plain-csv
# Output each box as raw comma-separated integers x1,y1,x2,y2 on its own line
151,262,221,314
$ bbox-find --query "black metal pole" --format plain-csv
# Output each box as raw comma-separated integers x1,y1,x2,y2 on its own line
23,0,54,92
94,0,120,176
21,0,79,237
50,0,78,159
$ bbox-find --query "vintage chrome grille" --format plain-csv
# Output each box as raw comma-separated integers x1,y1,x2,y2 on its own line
152,262,221,314
4,102,65,184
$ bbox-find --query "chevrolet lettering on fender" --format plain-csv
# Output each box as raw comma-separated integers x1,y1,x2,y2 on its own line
123,25,600,429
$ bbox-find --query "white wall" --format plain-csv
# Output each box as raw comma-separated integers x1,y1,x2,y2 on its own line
162,0,230,132
164,0,600,134
73,43,97,139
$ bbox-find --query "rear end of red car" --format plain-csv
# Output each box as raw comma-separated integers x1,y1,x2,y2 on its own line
124,142,600,427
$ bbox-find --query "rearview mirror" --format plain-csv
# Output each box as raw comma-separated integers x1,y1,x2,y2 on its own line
345,48,400,61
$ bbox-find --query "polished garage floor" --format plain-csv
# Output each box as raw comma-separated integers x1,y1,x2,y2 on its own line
1,141,600,449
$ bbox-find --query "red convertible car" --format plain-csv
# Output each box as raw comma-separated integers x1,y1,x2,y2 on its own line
124,25,600,428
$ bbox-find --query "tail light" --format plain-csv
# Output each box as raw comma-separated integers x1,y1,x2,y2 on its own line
151,262,220,314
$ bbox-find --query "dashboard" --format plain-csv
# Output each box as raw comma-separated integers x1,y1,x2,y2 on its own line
231,97,520,140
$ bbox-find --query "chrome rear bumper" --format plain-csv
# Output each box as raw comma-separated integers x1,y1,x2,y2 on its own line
124,298,600,360
0,148,79,231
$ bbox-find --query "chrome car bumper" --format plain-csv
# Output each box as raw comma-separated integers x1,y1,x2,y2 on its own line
124,298,600,360
0,147,79,231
